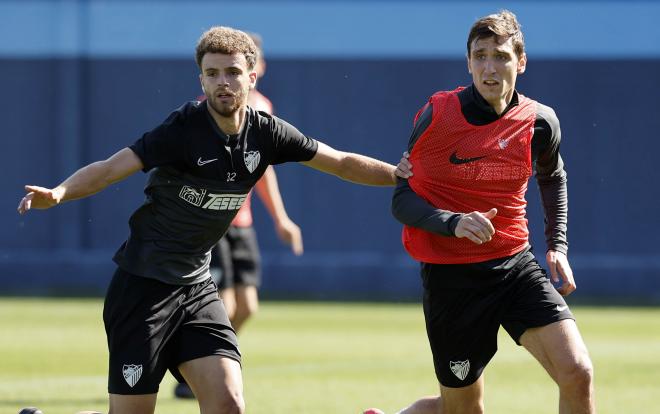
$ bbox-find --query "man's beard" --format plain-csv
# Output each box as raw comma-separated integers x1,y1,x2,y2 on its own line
208,90,246,117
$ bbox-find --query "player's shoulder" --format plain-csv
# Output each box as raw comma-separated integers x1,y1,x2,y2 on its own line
182,100,209,119
248,108,305,148
533,101,560,130
247,106,281,142
250,106,292,130
248,105,275,127
162,100,206,125
173,100,205,114
429,86,464,101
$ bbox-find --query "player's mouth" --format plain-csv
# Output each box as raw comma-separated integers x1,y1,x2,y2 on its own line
215,91,234,99
483,79,499,86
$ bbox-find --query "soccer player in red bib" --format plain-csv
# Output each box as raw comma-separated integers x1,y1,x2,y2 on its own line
368,10,595,414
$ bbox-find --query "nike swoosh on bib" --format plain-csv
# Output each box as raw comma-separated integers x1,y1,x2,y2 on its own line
449,151,486,165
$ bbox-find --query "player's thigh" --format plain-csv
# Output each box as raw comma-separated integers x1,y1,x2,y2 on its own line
499,258,585,378
234,285,258,314
422,273,503,388
178,355,244,412
109,393,157,414
173,281,241,370
520,319,591,382
103,268,187,395
220,287,237,317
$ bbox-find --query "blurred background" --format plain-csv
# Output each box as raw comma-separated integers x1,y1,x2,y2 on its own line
2,0,659,303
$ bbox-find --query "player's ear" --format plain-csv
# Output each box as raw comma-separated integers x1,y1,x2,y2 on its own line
517,53,527,74
466,53,472,74
199,74,205,94
249,71,257,89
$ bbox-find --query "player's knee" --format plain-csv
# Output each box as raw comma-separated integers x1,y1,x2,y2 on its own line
220,391,245,414
203,388,244,414
557,353,594,393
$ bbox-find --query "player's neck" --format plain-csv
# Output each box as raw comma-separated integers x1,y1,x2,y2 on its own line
208,104,246,135
489,99,508,115
489,89,515,115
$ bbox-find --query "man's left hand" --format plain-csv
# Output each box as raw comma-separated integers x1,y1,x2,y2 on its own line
276,218,304,256
546,250,576,296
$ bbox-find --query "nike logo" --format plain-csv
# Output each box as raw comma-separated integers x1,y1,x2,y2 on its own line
556,305,569,312
449,151,486,165
197,157,218,166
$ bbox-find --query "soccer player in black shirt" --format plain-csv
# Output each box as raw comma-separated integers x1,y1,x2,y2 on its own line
18,26,399,414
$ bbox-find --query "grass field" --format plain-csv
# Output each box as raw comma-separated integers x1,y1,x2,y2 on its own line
1,299,659,414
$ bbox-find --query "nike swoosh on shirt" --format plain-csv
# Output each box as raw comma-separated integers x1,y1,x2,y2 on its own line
449,151,486,165
556,305,569,312
197,157,218,166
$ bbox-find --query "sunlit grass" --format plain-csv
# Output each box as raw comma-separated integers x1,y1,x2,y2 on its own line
1,299,658,413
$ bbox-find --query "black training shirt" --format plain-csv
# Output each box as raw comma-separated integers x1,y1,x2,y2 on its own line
113,101,318,285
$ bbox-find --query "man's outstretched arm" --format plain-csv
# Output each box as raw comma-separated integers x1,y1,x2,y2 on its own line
17,147,143,214
301,142,397,186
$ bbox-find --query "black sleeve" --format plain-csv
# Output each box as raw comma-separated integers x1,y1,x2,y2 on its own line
532,103,568,254
390,103,462,236
129,103,191,172
392,178,462,236
268,115,318,164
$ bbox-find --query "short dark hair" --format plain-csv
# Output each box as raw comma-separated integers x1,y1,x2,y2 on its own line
195,26,257,70
467,10,525,57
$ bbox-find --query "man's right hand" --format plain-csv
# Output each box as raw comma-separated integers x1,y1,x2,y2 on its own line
454,208,497,244
17,185,63,214
394,151,413,179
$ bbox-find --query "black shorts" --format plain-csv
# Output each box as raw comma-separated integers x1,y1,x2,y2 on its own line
421,254,574,388
103,268,241,395
210,225,261,289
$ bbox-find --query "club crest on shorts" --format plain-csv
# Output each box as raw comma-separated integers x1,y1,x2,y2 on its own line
123,364,143,388
450,360,470,381
244,150,260,173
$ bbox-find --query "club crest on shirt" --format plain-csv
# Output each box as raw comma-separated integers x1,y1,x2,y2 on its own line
450,359,470,381
498,136,512,149
244,150,261,173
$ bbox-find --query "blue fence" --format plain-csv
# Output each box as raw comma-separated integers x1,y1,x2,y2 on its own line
2,1,660,302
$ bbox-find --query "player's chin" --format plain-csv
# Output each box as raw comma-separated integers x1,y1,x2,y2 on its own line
214,103,240,117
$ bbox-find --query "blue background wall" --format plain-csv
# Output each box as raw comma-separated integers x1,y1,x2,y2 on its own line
2,1,660,302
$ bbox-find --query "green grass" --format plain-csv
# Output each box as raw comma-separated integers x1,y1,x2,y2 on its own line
1,299,659,413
